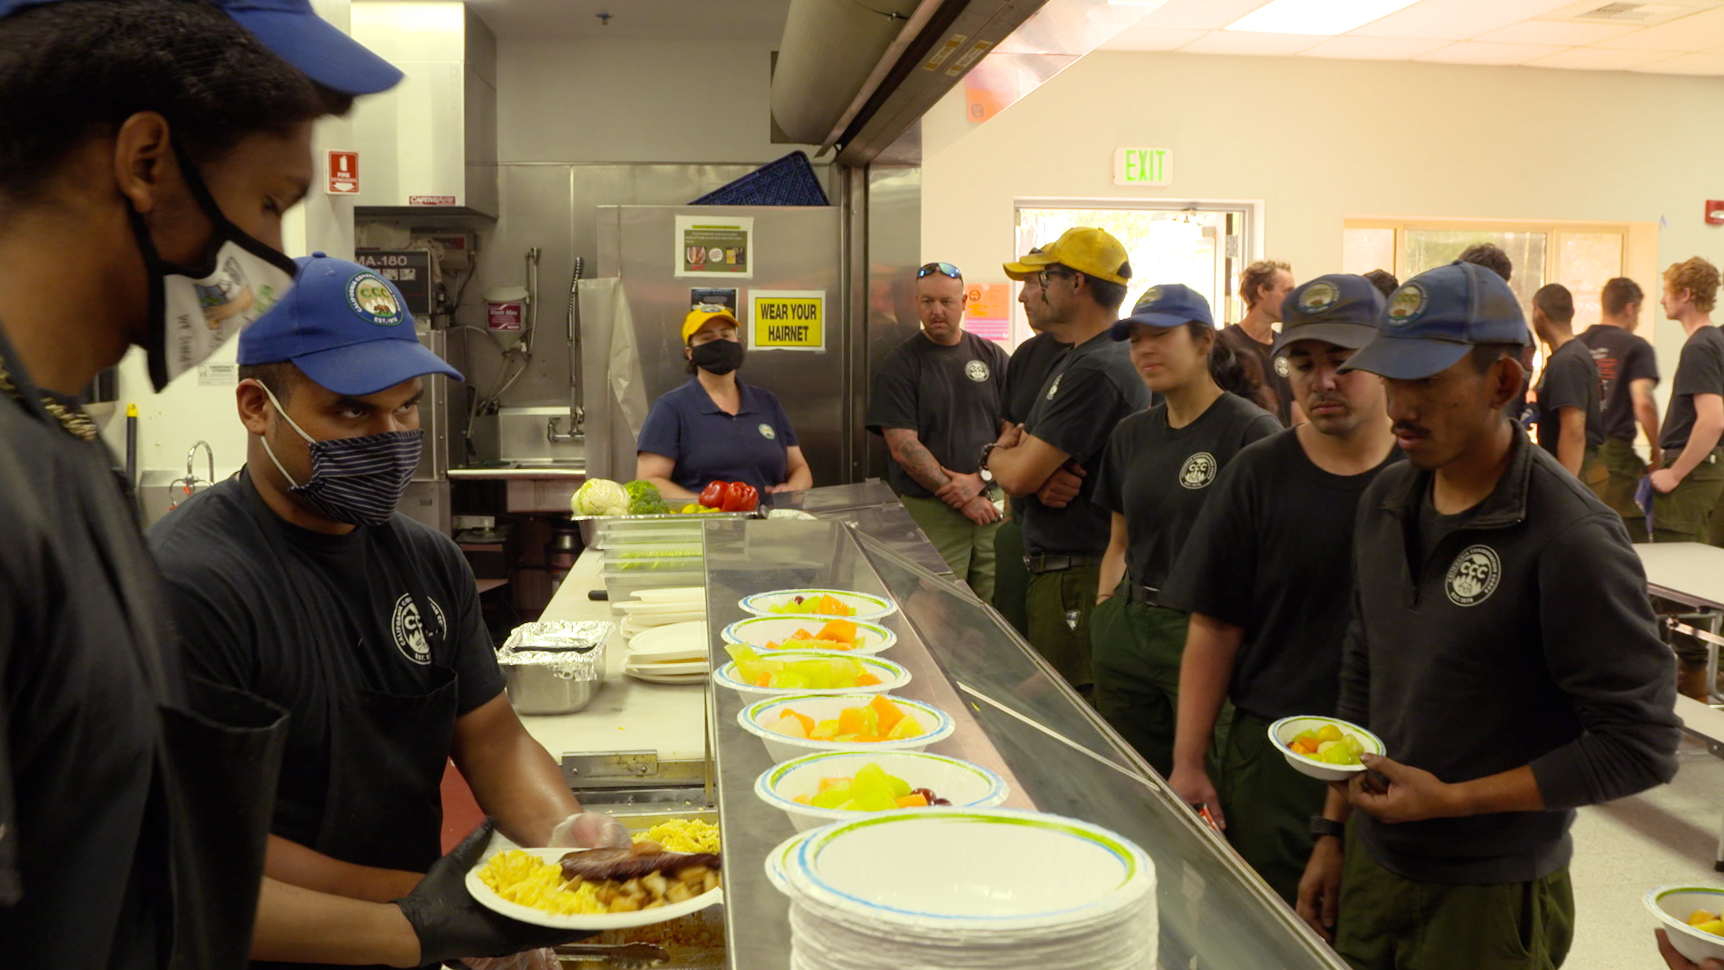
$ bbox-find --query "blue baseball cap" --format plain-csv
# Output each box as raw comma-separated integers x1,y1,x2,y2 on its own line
1341,261,1528,380
0,0,403,96
1110,283,1213,340
239,253,462,396
1271,274,1386,359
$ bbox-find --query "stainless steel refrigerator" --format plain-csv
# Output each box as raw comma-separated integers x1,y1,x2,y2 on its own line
589,204,847,487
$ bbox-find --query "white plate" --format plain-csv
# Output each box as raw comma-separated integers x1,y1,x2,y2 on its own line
764,831,811,896
737,588,897,622
624,657,709,675
616,599,706,615
627,621,709,661
738,693,954,763
756,750,1009,832
711,650,910,701
618,611,705,637
625,587,706,604
625,668,710,685
721,615,896,656
1647,885,1724,964
465,846,722,930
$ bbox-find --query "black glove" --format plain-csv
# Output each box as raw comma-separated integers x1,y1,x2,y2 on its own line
394,819,594,965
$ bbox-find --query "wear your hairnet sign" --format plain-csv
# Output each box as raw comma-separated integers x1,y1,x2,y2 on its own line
749,290,825,351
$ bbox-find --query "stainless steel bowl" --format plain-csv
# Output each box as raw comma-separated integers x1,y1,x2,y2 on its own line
503,663,600,715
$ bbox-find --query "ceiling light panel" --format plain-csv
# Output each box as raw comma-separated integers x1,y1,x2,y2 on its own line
1137,0,1275,30
1226,0,1422,34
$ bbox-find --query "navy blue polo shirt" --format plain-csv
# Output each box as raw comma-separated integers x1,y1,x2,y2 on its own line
636,378,799,496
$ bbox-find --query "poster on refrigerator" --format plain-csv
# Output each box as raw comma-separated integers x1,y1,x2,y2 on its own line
676,216,753,278
749,290,825,351
965,282,1011,343
689,287,738,312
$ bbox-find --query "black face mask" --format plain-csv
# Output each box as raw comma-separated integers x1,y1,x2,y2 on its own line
691,339,745,375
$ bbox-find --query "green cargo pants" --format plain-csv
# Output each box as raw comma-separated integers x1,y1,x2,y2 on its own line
1216,709,1327,906
1652,449,1724,544
1594,438,1649,543
1090,596,1192,777
899,493,1001,602
1024,564,1101,694
1334,822,1575,970
990,512,1030,638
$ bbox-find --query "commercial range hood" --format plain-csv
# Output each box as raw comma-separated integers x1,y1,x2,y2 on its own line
349,1,498,219
771,0,1157,165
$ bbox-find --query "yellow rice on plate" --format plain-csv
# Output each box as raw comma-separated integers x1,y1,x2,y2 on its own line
476,820,721,917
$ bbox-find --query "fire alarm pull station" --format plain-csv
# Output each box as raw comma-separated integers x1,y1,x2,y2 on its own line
1708,201,1724,225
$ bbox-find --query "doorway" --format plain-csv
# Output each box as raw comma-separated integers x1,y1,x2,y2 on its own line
1014,201,1257,348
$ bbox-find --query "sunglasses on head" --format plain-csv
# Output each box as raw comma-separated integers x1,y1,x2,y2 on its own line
917,262,962,280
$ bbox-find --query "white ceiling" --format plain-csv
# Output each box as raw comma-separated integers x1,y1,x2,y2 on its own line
460,0,791,40
1101,0,1724,75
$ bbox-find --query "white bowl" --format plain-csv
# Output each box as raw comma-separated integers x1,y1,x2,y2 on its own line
755,750,1009,832
738,588,898,621
710,650,910,702
1268,715,1386,783
738,693,954,763
788,808,1155,932
722,615,897,656
1647,885,1724,964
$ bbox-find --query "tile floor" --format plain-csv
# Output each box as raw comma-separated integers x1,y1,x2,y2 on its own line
1567,735,1724,968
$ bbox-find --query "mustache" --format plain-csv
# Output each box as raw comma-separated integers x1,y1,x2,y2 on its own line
1392,422,1429,438
1308,396,1349,411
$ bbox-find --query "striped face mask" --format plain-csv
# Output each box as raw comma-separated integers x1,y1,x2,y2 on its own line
256,383,423,526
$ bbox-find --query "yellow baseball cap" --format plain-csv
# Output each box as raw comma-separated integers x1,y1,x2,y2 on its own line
681,304,739,343
1003,227,1131,285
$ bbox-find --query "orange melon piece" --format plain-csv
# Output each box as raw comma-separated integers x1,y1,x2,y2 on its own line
817,619,858,645
869,695,904,733
895,794,929,808
854,672,881,687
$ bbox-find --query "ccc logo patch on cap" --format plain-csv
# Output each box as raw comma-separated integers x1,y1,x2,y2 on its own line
1385,284,1427,328
1135,286,1164,312
1298,281,1339,314
347,272,403,326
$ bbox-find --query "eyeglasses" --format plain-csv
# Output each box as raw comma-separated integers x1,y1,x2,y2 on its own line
917,262,962,280
1036,268,1074,289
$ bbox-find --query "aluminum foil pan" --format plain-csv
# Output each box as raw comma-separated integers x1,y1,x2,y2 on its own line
498,621,612,714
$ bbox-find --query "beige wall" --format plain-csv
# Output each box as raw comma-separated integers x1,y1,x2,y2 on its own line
923,49,1724,404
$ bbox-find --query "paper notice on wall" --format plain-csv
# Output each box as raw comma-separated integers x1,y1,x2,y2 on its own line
965,282,1011,343
676,216,753,278
197,363,238,386
749,290,825,351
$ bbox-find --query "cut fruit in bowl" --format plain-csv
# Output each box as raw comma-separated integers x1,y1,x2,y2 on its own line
1267,715,1385,783
710,647,909,702
1647,886,1724,964
721,615,896,656
737,588,897,621
737,693,954,762
755,750,1009,832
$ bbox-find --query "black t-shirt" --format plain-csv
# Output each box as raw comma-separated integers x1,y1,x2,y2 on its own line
1534,338,1605,456
148,473,505,849
1578,324,1659,445
866,331,1009,499
1217,324,1295,426
1019,330,1151,556
1094,393,1280,590
0,356,177,967
1003,331,1068,427
1660,325,1724,454
1159,431,1400,720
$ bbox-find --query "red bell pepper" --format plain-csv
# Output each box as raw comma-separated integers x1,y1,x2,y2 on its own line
699,480,727,510
721,481,759,512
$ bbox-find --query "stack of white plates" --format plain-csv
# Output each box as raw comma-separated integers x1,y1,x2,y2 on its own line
615,587,706,639
774,808,1156,970
622,619,708,685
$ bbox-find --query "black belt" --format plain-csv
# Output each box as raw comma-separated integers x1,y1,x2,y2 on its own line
1024,552,1104,574
1126,583,1161,606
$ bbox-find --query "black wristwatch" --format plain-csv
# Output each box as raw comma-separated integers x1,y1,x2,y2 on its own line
1309,816,1346,840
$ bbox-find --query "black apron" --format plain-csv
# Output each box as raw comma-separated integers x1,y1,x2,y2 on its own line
241,491,460,970
0,351,291,970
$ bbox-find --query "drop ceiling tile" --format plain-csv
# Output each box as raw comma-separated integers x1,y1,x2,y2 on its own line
1137,0,1271,31
1525,47,1684,70
1350,0,1582,41
1629,50,1724,72
1180,29,1328,55
1594,6,1724,51
1297,34,1450,59
1475,20,1641,45
1414,40,1568,63
1098,26,1211,52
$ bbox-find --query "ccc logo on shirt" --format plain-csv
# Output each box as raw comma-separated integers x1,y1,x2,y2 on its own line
1179,452,1218,490
1445,545,1501,607
758,423,776,440
392,594,448,665
965,360,990,382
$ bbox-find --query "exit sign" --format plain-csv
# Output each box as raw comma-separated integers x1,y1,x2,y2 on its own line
1114,147,1172,187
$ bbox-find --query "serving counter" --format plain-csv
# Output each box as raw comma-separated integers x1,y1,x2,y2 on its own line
523,483,1344,968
